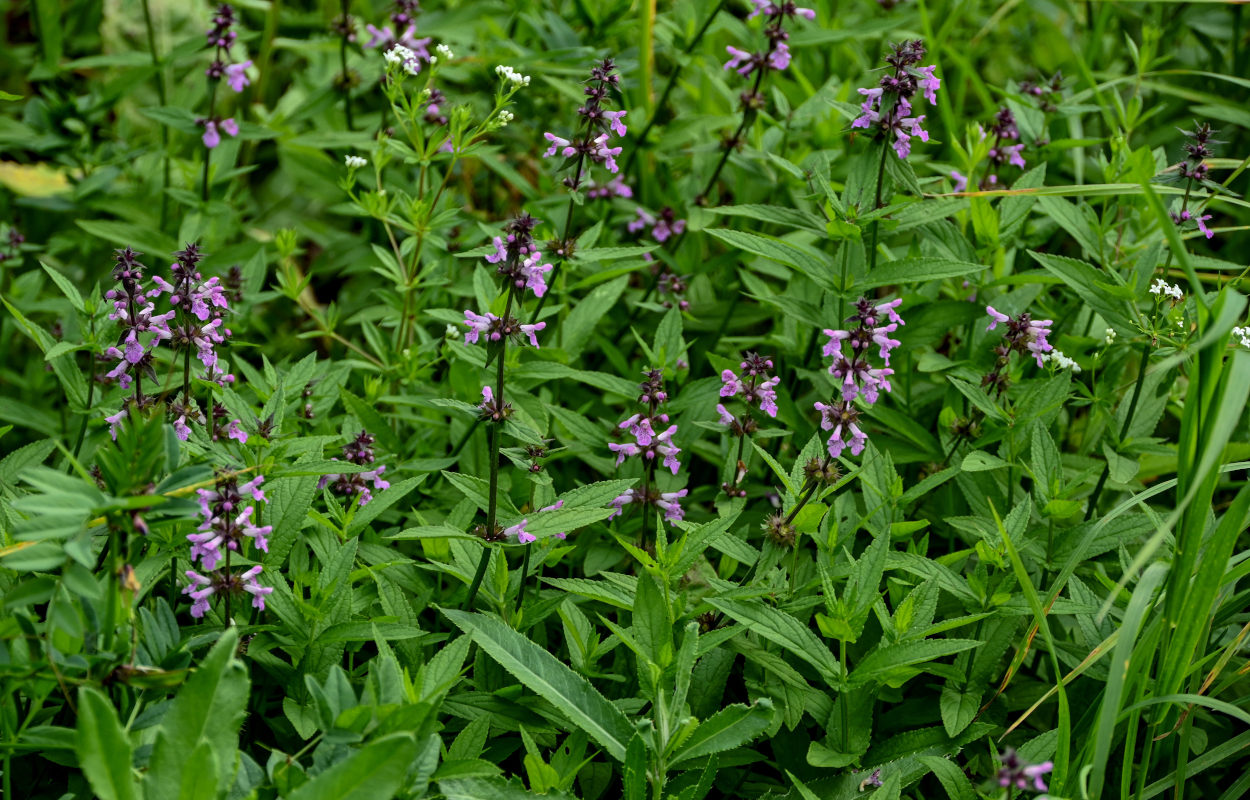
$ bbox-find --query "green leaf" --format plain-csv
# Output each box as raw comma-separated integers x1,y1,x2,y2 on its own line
704,228,835,290
75,688,137,800
288,733,420,800
705,598,843,688
961,451,1008,472
706,204,826,231
442,609,635,761
669,700,774,765
849,639,982,686
144,629,249,797
857,258,987,290
41,262,85,312
1028,251,1133,333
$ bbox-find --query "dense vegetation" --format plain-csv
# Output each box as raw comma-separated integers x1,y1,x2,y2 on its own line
1,0,1248,798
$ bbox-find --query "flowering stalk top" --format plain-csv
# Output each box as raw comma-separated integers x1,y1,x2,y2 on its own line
852,40,940,159
542,58,627,183
982,304,1054,395
319,430,391,506
608,369,687,522
813,298,903,458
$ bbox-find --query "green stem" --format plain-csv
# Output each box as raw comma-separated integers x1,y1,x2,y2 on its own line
140,0,170,231
514,542,532,613
339,0,353,131
103,526,120,653
623,0,727,176
465,290,514,610
866,135,891,274
699,67,766,204
71,314,97,460
224,547,232,628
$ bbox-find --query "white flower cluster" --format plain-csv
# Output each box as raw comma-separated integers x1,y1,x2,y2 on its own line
1043,350,1082,372
435,44,455,61
384,44,420,76
1232,326,1250,348
498,109,514,127
1104,327,1116,345
1150,278,1183,301
496,64,530,86
344,155,367,169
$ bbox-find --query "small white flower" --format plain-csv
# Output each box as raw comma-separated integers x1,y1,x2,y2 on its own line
445,323,460,339
498,109,514,127
436,44,455,60
384,45,413,66
1150,278,1183,301
345,155,367,169
495,64,530,86
1104,327,1116,345
1233,326,1250,348
1043,350,1081,373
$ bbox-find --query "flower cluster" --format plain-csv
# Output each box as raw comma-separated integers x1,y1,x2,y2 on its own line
484,214,554,299
154,244,235,381
102,248,176,438
205,4,252,92
1020,71,1064,113
1232,325,1250,348
542,58,626,179
656,270,690,311
723,1,815,81
952,107,1026,192
982,305,1054,395
1170,208,1214,240
1150,278,1184,302
463,311,545,348
996,749,1053,794
183,566,271,619
184,472,272,619
0,226,23,263
609,369,687,522
586,177,632,200
813,298,903,458
366,0,431,70
1042,350,1081,373
852,40,940,159
717,352,781,435
319,430,392,506
628,207,686,243
189,473,270,570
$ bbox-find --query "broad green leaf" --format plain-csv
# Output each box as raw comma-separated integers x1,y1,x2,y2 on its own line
442,609,635,761
706,597,843,688
288,733,420,800
669,700,774,765
76,688,137,800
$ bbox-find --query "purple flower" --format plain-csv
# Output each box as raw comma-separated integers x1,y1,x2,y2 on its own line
586,177,633,199
520,252,553,298
504,518,534,544
543,133,575,158
225,60,252,92
815,400,867,457
589,134,622,173
985,305,1011,330
851,41,938,160
603,110,628,137
767,42,791,71
539,500,568,539
985,306,1054,368
1172,209,1215,240
200,118,239,149
656,489,688,521
951,171,968,192
191,474,271,570
749,0,816,19
105,409,128,441
226,419,248,443
463,310,499,343
724,46,755,75
630,207,686,243
997,749,1052,793
241,565,272,610
716,404,735,426
917,65,940,104
183,570,215,618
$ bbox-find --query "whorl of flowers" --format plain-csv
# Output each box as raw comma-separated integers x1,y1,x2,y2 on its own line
813,298,903,458
184,565,271,619
484,213,554,299
500,501,569,545
852,39,940,159
102,248,176,439
0,226,23,263
197,4,251,149
717,352,781,437
319,430,392,506
542,58,627,178
609,369,687,522
188,473,270,571
1020,71,1064,113
996,749,1053,794
723,0,815,80
982,304,1054,395
628,207,686,243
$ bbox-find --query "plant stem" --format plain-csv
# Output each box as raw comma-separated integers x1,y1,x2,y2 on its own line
465,290,514,610
530,148,588,323
623,0,727,175
514,542,532,613
224,547,232,627
866,135,891,275
699,67,766,205
140,0,170,231
339,0,353,131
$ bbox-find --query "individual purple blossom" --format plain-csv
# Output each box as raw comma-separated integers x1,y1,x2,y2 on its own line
504,519,534,544
815,400,867,458
226,419,248,443
985,305,1053,367
997,749,1052,793
586,177,633,199
225,60,252,92
540,500,568,539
